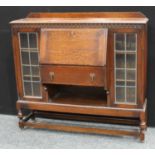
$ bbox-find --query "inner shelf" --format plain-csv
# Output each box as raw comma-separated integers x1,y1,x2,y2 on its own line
47,85,107,107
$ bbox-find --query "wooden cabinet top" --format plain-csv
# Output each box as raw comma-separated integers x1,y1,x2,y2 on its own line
10,12,148,24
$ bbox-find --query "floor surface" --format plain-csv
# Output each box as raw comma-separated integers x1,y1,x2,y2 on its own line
0,114,154,149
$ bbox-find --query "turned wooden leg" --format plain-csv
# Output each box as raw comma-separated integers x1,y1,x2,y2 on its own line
31,110,36,121
140,126,145,142
18,109,24,129
140,112,146,142
145,109,148,131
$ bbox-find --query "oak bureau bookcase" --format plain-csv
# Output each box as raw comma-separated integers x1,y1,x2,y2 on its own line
10,12,148,141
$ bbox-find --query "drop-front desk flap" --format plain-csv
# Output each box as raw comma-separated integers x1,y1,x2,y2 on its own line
40,28,108,66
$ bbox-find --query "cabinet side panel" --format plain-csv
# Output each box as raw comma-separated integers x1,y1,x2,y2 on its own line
143,25,148,103
11,28,23,98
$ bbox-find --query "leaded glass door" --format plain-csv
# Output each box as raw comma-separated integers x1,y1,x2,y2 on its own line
114,33,137,104
18,32,42,98
107,28,143,107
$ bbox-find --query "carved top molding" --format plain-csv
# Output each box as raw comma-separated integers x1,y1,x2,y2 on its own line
11,23,143,29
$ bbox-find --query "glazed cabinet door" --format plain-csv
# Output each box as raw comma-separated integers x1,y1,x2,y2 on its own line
107,28,144,108
12,29,45,101
19,32,42,97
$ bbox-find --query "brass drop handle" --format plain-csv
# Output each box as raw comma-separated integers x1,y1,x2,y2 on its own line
49,72,55,80
90,73,96,81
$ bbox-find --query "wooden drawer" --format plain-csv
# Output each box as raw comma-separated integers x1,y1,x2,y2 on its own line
41,65,106,87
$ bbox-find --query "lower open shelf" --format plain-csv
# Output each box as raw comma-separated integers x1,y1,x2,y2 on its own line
48,85,107,106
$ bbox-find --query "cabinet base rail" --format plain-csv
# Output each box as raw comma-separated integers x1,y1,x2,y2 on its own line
20,119,139,136
17,100,147,142
18,111,145,142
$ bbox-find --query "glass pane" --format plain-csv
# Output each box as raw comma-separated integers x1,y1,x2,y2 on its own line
116,69,125,80
32,77,40,81
116,81,125,86
126,54,136,68
21,52,29,64
29,33,37,48
116,87,125,102
24,82,32,96
30,52,38,65
33,82,41,96
126,87,136,103
126,70,136,81
116,54,125,68
20,33,28,48
115,34,125,51
22,66,31,76
126,34,136,51
32,66,39,76
126,81,135,87
23,76,31,81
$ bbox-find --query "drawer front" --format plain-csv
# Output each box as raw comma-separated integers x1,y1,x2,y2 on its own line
40,28,107,66
41,65,106,87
